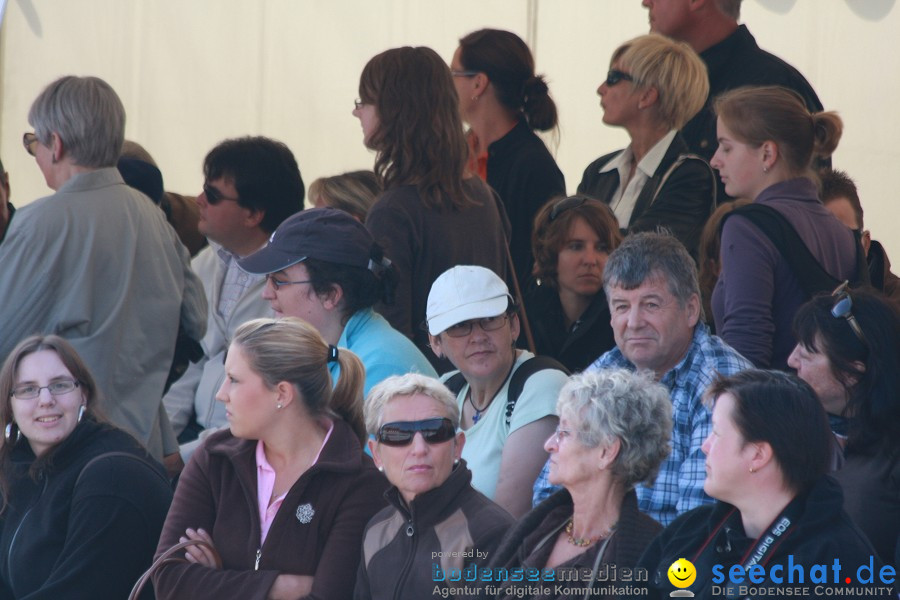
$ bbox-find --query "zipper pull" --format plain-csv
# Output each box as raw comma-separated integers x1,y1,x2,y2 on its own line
406,520,414,537
254,548,262,571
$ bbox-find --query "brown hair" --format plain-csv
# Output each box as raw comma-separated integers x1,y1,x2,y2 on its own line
714,86,842,177
308,170,381,222
458,28,558,132
698,199,751,323
231,318,366,443
358,46,474,211
820,169,863,229
531,195,622,286
0,335,102,510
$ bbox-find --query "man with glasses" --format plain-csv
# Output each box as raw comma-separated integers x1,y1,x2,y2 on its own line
641,0,825,200
164,136,303,464
0,156,13,243
534,233,752,525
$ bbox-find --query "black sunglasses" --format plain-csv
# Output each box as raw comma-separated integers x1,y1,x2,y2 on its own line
831,281,868,348
606,69,634,87
202,183,240,205
377,418,456,447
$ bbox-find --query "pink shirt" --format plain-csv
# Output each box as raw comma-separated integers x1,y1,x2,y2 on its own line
255,421,334,545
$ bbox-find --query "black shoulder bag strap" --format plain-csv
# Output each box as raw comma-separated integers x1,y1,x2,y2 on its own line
504,356,569,428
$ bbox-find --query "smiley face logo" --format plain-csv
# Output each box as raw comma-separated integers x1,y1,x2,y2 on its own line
667,558,696,588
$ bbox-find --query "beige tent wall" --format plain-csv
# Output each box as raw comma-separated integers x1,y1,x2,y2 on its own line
1,0,898,257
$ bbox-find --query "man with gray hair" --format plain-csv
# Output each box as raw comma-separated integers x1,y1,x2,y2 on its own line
641,0,825,200
533,232,751,525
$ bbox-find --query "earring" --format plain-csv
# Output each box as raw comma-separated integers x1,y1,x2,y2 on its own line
763,166,769,174
77,405,86,423
454,458,460,465
4,422,19,445
377,466,384,473
276,402,283,410
471,95,479,102
749,467,756,473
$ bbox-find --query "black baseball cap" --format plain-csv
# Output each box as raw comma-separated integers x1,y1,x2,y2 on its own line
238,207,374,274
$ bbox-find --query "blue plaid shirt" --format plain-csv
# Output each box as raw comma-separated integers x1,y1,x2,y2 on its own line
532,323,752,525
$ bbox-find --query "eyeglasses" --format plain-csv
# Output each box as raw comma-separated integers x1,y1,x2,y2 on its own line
377,417,456,447
605,69,634,87
550,427,573,445
549,196,588,222
444,314,509,338
354,98,366,110
450,70,479,78
202,183,240,205
831,281,868,348
11,380,81,400
23,132,38,157
265,273,312,289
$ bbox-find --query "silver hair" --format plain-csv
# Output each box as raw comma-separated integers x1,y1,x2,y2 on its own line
365,373,460,435
28,76,125,168
557,369,672,488
603,231,704,320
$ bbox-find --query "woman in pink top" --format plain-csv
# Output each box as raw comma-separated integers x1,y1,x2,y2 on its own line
154,317,388,600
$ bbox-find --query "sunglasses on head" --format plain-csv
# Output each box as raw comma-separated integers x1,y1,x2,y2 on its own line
549,196,587,222
377,418,456,447
606,69,634,87
830,281,869,349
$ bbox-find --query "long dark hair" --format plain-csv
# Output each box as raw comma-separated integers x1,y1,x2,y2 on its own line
358,46,475,211
793,289,900,456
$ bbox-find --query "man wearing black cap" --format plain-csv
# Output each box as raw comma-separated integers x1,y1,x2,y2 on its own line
239,207,436,396
164,136,304,463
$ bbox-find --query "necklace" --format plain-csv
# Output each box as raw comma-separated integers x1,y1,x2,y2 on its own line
565,517,617,548
467,355,517,424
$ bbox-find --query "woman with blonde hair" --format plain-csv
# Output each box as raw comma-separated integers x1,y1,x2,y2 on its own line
354,46,509,365
578,34,714,259
153,317,387,600
710,86,861,369
308,170,380,222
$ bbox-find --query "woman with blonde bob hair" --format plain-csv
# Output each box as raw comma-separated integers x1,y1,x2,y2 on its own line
355,373,514,599
308,170,380,222
354,46,509,364
710,86,861,369
485,369,671,600
0,335,172,599
154,317,387,600
578,34,715,258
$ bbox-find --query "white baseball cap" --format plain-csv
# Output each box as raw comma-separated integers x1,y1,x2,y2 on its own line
426,265,512,335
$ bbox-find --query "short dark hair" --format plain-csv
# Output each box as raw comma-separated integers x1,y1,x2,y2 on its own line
603,232,703,319
820,169,863,229
793,289,900,456
203,136,304,233
531,195,621,286
303,251,397,324
706,370,833,495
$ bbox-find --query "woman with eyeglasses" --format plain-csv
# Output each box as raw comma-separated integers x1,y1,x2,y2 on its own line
639,370,887,599
153,318,388,600
578,34,713,259
426,265,567,518
450,28,566,285
355,373,515,599
353,46,510,368
485,369,670,600
788,287,900,570
526,195,622,372
710,86,864,370
0,335,172,599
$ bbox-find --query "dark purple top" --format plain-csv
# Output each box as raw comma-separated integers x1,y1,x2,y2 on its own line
711,177,857,369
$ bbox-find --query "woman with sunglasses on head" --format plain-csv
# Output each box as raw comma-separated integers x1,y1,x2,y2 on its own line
451,28,566,285
788,287,900,570
527,195,622,372
486,369,670,600
639,370,887,599
578,34,713,259
153,318,388,600
355,373,514,600
0,335,172,599
710,86,862,370
354,46,510,367
426,266,567,518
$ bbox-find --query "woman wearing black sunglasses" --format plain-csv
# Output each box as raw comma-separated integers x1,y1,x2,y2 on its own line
356,373,515,599
153,318,388,600
788,288,900,570
577,34,713,259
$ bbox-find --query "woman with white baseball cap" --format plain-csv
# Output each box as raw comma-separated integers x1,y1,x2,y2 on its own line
426,265,567,517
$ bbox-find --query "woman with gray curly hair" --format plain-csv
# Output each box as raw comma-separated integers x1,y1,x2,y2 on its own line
484,369,672,600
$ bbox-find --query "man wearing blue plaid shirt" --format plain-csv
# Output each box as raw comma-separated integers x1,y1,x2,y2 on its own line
532,232,752,525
